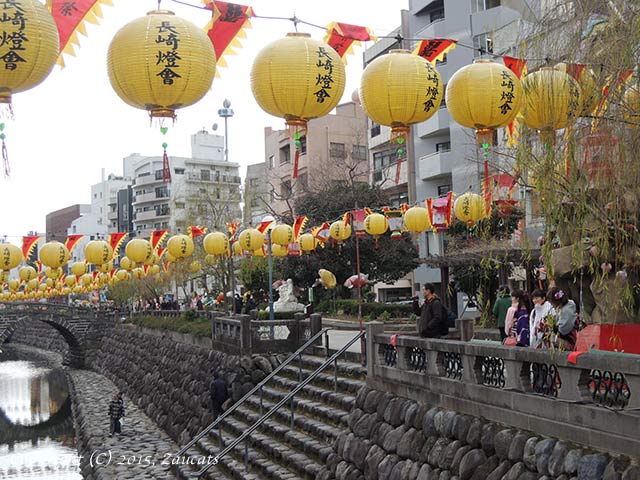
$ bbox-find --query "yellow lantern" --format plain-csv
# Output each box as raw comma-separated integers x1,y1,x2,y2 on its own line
360,50,443,143
299,233,317,253
85,240,114,265
149,264,161,275
271,225,294,247
65,276,76,287
7,279,20,291
145,253,160,266
18,266,36,282
623,85,640,126
318,269,336,289
522,67,582,144
0,270,8,283
119,256,136,271
232,242,243,257
97,262,113,273
125,239,152,264
132,267,145,279
70,262,87,277
167,234,195,259
166,252,178,263
239,229,265,252
26,278,39,291
45,267,62,279
454,192,486,226
203,232,229,256
116,269,129,281
45,277,54,288
554,63,599,116
364,213,388,238
272,244,288,257
0,243,23,270
40,241,70,269
329,221,351,243
0,0,59,106
80,274,93,286
253,247,265,257
204,254,216,265
189,260,201,273
446,60,523,144
107,10,216,119
251,33,346,132
403,206,432,233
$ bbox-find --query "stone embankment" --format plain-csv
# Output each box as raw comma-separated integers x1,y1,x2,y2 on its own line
10,320,68,356
318,386,640,480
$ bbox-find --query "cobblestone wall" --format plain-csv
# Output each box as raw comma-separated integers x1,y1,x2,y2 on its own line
10,320,69,356
93,325,282,446
318,387,640,480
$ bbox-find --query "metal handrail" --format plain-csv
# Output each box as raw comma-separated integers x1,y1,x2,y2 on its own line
175,326,330,459
193,330,365,477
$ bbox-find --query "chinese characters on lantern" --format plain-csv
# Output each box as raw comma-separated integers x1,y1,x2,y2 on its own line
500,70,516,115
314,46,334,103
0,0,28,71
423,64,440,112
156,20,181,85
567,80,581,118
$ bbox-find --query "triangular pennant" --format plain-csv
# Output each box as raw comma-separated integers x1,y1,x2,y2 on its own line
292,216,308,241
108,232,127,252
150,230,168,251
203,1,254,71
21,235,40,259
65,235,84,253
413,39,457,63
189,226,208,238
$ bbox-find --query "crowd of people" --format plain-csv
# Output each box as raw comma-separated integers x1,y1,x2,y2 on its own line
493,285,580,350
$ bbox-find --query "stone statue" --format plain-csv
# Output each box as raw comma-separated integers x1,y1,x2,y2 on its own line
273,278,304,312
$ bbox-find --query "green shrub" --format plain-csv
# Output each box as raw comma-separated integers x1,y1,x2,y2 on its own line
257,310,301,320
379,310,391,321
183,309,198,321
132,314,212,338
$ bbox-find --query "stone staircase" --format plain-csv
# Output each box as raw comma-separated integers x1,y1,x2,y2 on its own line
175,353,366,479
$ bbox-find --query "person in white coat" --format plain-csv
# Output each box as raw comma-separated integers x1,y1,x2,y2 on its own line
530,289,553,348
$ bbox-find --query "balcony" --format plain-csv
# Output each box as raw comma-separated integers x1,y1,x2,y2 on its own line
419,150,453,180
135,208,170,222
134,174,162,187
414,15,448,39
186,173,241,184
133,192,169,204
416,108,451,139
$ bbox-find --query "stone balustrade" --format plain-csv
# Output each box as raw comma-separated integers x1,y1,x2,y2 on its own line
366,321,640,458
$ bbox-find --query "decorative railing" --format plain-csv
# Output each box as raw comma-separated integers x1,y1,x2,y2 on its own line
365,321,640,459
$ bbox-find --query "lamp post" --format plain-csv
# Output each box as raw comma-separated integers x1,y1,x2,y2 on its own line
218,99,236,308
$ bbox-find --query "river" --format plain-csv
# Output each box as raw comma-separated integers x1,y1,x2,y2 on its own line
0,348,81,479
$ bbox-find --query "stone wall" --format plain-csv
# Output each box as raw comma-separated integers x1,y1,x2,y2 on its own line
318,387,639,480
10,320,69,356
92,324,282,445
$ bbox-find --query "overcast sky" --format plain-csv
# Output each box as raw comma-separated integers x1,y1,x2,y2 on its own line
0,0,404,242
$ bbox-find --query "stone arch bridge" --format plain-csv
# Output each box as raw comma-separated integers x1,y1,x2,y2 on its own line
0,303,116,368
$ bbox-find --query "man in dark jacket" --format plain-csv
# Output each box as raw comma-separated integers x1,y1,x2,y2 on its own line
210,373,229,420
413,283,449,338
108,392,125,437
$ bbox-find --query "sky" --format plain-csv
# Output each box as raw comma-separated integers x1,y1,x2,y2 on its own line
0,0,406,243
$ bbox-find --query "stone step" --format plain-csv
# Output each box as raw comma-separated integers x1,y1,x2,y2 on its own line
299,353,367,379
270,371,362,409
247,384,351,431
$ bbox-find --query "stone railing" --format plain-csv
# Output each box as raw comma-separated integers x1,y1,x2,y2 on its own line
212,312,322,356
365,321,640,458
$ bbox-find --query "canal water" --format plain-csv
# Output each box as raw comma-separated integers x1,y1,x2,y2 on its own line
0,349,81,479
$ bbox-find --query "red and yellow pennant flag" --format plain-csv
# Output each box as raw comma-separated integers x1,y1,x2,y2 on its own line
46,0,113,68
21,235,40,259
292,216,308,241
203,1,254,72
227,222,241,239
324,22,376,62
257,218,275,234
503,56,528,148
313,222,331,244
108,232,127,253
188,225,208,238
150,230,168,251
593,69,633,130
157,247,167,259
65,234,84,253
413,39,457,63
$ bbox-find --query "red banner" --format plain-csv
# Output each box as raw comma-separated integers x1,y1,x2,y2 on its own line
257,219,275,234
204,1,254,69
162,149,171,184
108,232,127,252
227,222,240,239
150,230,168,251
482,160,492,217
65,235,84,253
413,39,457,63
502,56,527,79
351,209,366,237
21,235,40,259
324,22,374,60
189,226,208,238
427,192,454,232
292,216,308,241
46,0,112,67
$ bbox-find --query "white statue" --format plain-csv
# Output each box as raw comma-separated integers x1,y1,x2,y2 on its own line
273,278,304,312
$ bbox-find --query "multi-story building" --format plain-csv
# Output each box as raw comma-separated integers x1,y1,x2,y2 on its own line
243,162,268,227
263,101,369,219
127,130,241,237
45,205,90,242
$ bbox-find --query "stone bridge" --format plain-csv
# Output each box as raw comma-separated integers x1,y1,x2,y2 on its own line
0,303,116,368
0,396,74,445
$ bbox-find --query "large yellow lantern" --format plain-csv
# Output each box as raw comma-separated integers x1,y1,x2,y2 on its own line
97,262,113,273
360,50,443,143
18,266,36,282
271,244,288,257
125,239,152,264
40,241,70,269
0,0,59,106
232,241,243,257
271,225,294,247
522,67,582,144
238,229,265,252
0,243,23,270
446,60,523,144
107,10,216,119
554,63,599,116
167,234,194,259
318,269,336,289
403,206,432,233
251,33,346,131
70,261,87,277
299,233,317,253
454,192,486,226
119,256,136,271
329,221,351,243
203,232,229,256
116,269,129,281
364,213,388,238
45,267,62,279
85,240,114,265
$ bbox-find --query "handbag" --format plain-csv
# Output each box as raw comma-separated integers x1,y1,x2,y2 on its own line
503,336,517,347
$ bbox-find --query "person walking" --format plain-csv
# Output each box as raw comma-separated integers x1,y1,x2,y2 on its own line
412,283,448,338
548,287,579,350
530,289,553,348
108,392,125,437
209,373,229,421
492,285,511,341
511,290,532,346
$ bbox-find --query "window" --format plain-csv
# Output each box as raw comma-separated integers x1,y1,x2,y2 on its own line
281,180,292,197
200,169,210,181
154,223,161,229
161,222,168,228
437,184,451,196
352,145,367,160
373,170,383,182
298,135,307,155
297,172,308,190
155,170,164,180
389,192,408,208
436,142,451,152
370,122,381,138
329,142,346,158
440,85,447,108
156,204,170,216
430,6,444,23
155,186,169,198
373,148,398,171
249,178,259,187
269,155,275,168
280,145,291,164
174,168,185,175
471,0,501,13
199,188,206,194
473,33,493,57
